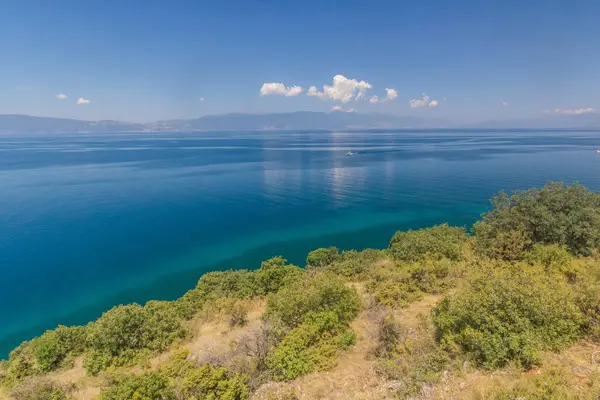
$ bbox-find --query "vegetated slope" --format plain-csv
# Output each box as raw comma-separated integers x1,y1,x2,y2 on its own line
2,182,600,399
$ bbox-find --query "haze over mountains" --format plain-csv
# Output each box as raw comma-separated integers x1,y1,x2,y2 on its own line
1,111,599,133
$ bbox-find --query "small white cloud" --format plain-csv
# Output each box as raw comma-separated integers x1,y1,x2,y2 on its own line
56,93,67,100
331,105,356,113
307,74,372,103
502,101,508,107
76,97,90,105
385,88,398,101
409,93,439,108
260,82,304,97
369,88,397,105
550,107,596,115
200,97,205,101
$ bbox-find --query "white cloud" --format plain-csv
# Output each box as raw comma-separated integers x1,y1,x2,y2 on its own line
200,97,205,101
76,97,90,105
385,88,398,101
369,88,397,105
409,93,439,108
502,101,508,107
331,105,356,113
307,74,372,103
55,93,67,100
549,107,596,115
260,82,304,97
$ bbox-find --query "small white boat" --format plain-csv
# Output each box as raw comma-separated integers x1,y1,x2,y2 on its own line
345,151,357,156
595,149,600,153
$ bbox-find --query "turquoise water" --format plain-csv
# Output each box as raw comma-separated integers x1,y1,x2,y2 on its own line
1,130,600,357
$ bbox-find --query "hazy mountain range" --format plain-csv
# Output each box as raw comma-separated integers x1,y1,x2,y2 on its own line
1,111,599,133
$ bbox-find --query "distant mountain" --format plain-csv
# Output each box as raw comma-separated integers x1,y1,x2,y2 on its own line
0,115,145,134
149,111,453,131
1,112,599,134
473,113,600,129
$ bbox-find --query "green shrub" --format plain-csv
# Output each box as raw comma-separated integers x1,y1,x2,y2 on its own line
389,224,468,262
266,311,353,381
433,265,584,369
306,247,339,268
182,363,250,400
100,371,174,400
488,366,600,400
11,377,71,400
3,343,37,387
171,288,205,320
265,272,360,329
32,326,87,373
84,302,186,374
524,244,573,274
366,264,422,308
196,270,259,300
196,257,301,302
254,256,302,295
475,182,600,257
326,249,386,279
366,258,456,308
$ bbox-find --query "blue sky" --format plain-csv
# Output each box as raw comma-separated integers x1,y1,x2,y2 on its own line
1,0,599,122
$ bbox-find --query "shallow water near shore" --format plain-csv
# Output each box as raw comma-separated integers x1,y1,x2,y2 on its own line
1,129,600,357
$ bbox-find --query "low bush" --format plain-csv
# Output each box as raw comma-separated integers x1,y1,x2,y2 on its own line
100,371,174,400
366,257,456,308
11,377,72,400
306,247,339,269
254,257,302,296
265,272,360,329
375,315,452,398
266,311,354,381
84,302,186,374
489,366,600,400
32,325,87,373
158,350,250,399
182,363,250,400
389,224,468,262
433,264,584,369
474,182,600,257
326,249,386,279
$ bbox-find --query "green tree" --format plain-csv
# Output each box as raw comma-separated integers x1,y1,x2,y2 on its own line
433,264,584,369
306,247,339,268
475,182,600,257
389,224,468,262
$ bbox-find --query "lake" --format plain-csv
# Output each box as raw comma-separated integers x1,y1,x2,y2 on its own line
1,130,599,357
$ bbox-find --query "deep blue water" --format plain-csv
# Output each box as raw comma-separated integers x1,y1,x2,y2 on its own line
1,130,600,358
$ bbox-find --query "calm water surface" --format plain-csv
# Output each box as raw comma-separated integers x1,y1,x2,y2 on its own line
1,130,599,357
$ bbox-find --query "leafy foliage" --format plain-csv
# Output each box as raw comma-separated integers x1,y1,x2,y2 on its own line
306,247,339,268
433,264,584,368
32,326,87,373
325,249,387,279
389,224,468,262
265,272,360,329
100,371,174,400
266,311,353,381
475,182,600,257
84,302,186,374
